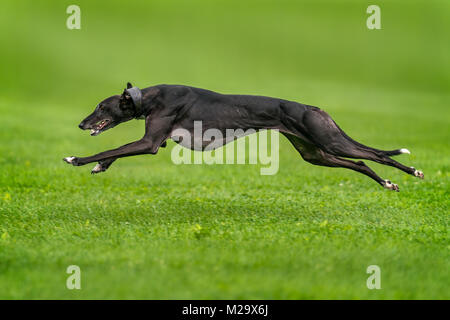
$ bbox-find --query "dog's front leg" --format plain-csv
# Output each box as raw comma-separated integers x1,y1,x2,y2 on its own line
63,138,157,167
64,116,174,172
90,157,117,174
89,140,168,174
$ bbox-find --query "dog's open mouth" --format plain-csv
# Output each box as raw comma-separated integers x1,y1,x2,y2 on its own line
90,119,110,136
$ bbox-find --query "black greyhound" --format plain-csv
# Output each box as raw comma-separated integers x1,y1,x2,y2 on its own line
64,83,424,191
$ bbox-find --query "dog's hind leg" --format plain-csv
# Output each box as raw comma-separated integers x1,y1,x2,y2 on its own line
298,108,424,179
360,153,424,179
283,133,399,191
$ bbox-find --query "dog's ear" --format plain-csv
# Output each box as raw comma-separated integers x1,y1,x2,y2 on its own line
127,82,133,89
121,89,131,100
120,89,132,108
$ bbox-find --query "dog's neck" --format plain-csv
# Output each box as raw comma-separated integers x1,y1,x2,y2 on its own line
136,86,160,119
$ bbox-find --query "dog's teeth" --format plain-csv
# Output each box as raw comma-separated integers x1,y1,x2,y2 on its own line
91,129,95,134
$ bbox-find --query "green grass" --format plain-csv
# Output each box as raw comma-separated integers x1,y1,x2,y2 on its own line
0,0,449,299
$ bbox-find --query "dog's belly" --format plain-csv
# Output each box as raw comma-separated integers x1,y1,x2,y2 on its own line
168,94,305,150
170,126,259,151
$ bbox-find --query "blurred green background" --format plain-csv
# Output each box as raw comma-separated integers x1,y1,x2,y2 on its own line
0,0,448,299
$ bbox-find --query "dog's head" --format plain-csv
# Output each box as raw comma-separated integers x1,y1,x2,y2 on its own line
78,82,141,136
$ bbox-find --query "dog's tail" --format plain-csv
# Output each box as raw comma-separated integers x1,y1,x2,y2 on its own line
334,122,410,157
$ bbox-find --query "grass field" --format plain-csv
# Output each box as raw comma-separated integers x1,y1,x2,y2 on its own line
0,0,449,299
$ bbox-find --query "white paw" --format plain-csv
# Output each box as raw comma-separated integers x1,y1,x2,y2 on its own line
413,168,424,179
400,148,411,154
64,156,76,164
383,179,399,192
91,163,103,174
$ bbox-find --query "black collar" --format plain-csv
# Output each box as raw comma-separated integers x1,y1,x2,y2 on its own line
126,86,143,118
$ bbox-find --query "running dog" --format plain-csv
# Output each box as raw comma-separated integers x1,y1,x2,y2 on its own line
63,83,424,191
